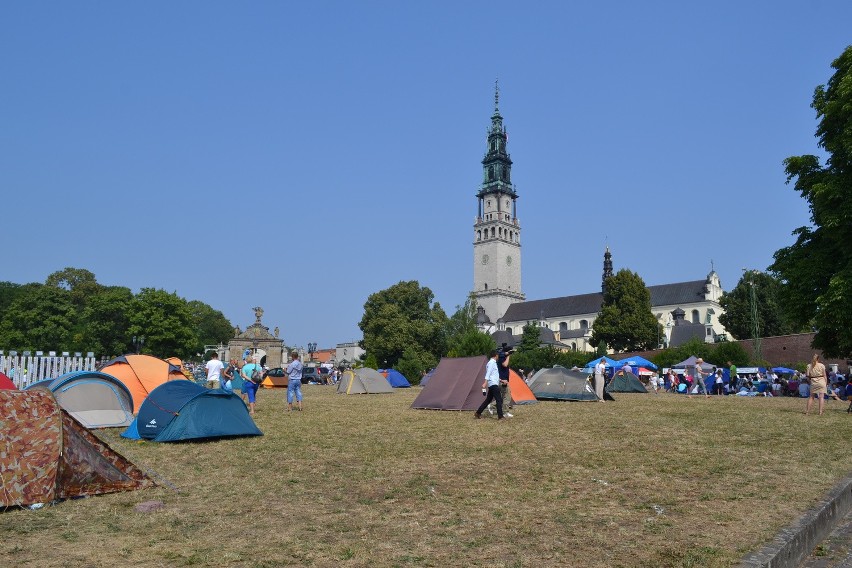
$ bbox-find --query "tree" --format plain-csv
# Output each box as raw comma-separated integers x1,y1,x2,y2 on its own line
129,289,197,359
447,329,495,357
591,269,661,352
518,321,541,352
0,284,77,351
770,46,852,357
396,346,437,386
719,271,794,340
79,286,134,357
187,300,234,351
359,281,447,368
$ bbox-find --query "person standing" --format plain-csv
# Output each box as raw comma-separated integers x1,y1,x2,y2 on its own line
205,353,224,389
240,357,261,416
689,358,710,399
594,359,607,402
475,350,504,420
805,353,828,416
221,359,236,393
489,347,513,417
286,352,304,411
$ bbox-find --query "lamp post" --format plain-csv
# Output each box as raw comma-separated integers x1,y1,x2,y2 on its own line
307,342,317,363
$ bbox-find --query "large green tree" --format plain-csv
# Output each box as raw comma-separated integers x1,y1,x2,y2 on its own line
79,286,134,357
0,284,77,351
770,46,852,357
129,288,197,359
591,269,661,352
188,300,234,351
359,281,448,368
719,271,794,340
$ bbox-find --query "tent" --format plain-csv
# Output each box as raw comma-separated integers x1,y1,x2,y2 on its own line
121,381,262,442
616,356,658,370
582,356,620,373
772,367,796,375
25,371,134,429
411,356,488,411
165,357,193,380
507,369,538,404
528,366,603,401
419,369,435,387
337,368,394,394
0,389,152,507
261,368,288,388
381,369,412,388
606,371,648,393
0,370,16,390
100,354,188,412
672,356,716,373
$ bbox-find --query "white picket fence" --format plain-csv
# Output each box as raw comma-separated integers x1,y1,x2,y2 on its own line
0,355,97,389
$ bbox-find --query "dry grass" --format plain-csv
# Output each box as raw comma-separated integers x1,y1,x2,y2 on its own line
1,387,849,567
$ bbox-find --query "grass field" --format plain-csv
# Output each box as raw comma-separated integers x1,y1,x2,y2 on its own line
2,386,849,567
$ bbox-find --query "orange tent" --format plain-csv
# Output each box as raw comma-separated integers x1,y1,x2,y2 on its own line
165,357,193,380
509,369,538,405
100,354,188,412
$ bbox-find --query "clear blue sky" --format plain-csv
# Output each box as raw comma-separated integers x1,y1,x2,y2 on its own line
3,2,850,350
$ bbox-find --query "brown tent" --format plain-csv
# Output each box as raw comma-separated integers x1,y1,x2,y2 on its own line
0,389,152,508
411,356,490,411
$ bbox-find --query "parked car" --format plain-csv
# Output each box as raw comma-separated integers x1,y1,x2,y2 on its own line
301,367,321,384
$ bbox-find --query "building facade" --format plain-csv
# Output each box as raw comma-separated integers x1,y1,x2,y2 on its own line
472,84,525,326
226,307,286,368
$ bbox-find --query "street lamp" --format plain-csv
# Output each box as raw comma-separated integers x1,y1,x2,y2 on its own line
307,342,317,362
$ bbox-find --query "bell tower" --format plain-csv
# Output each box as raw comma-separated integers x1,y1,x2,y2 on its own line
473,82,524,325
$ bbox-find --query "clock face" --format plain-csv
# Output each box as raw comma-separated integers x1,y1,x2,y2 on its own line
481,254,489,265
506,255,512,265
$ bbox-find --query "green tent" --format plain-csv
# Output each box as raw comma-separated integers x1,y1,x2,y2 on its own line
605,371,647,393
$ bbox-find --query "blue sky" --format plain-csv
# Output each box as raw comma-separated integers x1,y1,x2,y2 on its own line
3,2,850,351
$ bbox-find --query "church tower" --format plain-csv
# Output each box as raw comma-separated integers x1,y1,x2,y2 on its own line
473,83,524,326
602,246,613,294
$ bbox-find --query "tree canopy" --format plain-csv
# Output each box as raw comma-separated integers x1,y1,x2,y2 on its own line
359,280,447,369
770,45,852,357
590,269,661,353
719,271,794,340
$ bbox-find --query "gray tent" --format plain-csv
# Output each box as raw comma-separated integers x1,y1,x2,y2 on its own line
528,366,603,401
673,356,716,373
605,371,648,393
25,371,135,429
337,368,394,394
411,356,488,411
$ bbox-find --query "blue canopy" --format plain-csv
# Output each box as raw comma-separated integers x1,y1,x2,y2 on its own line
772,367,796,374
582,356,620,373
615,356,658,370
122,381,261,442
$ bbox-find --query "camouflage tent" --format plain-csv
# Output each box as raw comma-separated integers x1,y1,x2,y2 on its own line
0,389,152,508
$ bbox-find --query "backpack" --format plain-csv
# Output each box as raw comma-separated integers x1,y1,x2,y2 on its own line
251,365,262,383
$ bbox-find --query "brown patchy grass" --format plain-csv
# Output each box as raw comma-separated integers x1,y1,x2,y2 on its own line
1,387,849,567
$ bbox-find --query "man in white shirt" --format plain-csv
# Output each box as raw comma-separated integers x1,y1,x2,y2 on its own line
475,350,504,420
594,359,607,402
205,353,225,389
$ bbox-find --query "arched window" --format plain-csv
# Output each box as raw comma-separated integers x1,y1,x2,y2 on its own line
692,309,700,324
484,283,488,290
488,166,494,180
580,320,588,330
572,342,577,351
490,227,495,238
477,230,481,241
506,327,512,335
559,322,568,332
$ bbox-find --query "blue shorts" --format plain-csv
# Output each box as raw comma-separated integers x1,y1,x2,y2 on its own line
243,380,259,403
287,379,302,404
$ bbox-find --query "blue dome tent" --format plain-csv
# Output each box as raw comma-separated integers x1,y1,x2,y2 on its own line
122,381,261,442
25,371,134,429
382,369,412,388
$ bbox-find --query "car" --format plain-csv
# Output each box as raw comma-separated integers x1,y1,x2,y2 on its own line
301,367,321,384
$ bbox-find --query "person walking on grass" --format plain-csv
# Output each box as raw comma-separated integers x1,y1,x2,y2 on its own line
689,358,711,399
805,353,828,416
286,351,304,412
240,357,261,416
475,350,503,420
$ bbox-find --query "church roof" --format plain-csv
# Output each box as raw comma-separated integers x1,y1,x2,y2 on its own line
669,322,708,348
502,280,710,322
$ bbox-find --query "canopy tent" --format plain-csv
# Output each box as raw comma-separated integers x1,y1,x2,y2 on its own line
507,368,538,405
772,367,797,375
528,366,604,401
0,389,152,507
25,371,134,429
606,371,648,393
0,370,16,390
672,356,716,372
582,356,620,373
121,381,262,442
100,354,188,412
337,368,394,394
412,356,488,411
380,369,412,388
616,356,658,370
